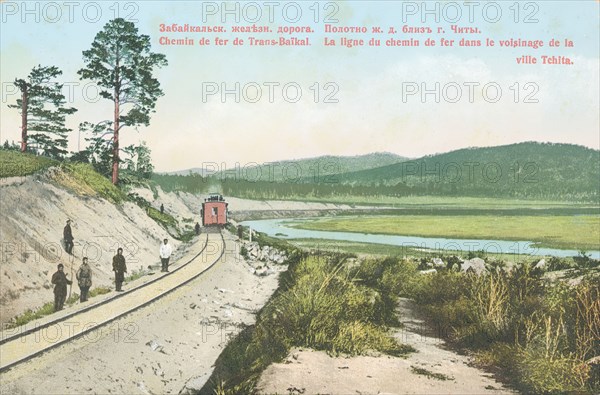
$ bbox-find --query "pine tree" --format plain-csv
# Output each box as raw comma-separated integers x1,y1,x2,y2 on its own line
78,18,167,184
122,141,154,179
9,65,77,158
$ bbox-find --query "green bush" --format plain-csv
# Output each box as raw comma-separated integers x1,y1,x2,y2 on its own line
518,349,591,393
89,286,112,297
59,162,126,203
205,254,413,394
7,286,115,329
415,264,600,393
8,302,55,328
0,149,57,178
256,257,395,354
334,321,409,356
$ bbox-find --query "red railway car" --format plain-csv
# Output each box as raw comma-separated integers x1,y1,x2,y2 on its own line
201,194,228,226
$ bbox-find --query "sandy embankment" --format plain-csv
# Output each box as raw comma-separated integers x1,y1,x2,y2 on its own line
0,174,199,323
256,298,514,395
0,231,282,395
0,169,355,324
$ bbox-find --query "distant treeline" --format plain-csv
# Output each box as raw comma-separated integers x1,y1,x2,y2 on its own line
151,142,600,202
151,173,213,194
151,175,598,202
332,142,600,202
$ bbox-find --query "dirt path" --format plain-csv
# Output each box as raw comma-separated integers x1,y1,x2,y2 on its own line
0,231,281,395
255,298,514,395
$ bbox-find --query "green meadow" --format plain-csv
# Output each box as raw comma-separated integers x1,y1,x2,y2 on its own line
291,214,600,250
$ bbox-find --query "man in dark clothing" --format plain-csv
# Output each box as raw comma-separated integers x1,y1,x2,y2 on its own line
76,257,92,302
160,204,164,214
112,248,127,291
51,264,72,311
63,219,74,254
195,222,201,236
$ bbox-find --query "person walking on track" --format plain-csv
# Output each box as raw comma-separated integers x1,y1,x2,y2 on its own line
51,264,72,311
160,239,172,272
76,257,92,302
112,248,127,291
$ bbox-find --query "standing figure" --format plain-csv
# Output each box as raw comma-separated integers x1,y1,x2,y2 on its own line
63,219,74,255
112,248,127,291
160,204,164,214
76,257,93,302
237,225,243,241
51,264,72,311
195,222,201,236
160,239,172,272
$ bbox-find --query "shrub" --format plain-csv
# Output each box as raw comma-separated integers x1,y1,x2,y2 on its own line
8,302,55,328
205,253,413,394
47,162,126,203
0,149,58,177
89,286,112,298
519,350,591,393
240,245,249,259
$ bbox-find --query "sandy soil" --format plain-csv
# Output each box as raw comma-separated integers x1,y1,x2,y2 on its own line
0,171,356,324
0,175,207,323
2,175,514,394
256,298,515,395
0,231,281,395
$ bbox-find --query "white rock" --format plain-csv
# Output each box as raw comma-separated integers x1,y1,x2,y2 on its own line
432,258,445,268
461,258,487,275
534,259,546,270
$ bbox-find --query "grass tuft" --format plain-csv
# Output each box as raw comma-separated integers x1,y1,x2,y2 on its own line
0,149,58,178
204,249,414,394
410,365,455,381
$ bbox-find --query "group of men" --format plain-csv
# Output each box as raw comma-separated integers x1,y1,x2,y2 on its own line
52,219,174,312
50,257,92,311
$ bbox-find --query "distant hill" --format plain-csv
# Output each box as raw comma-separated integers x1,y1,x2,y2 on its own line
162,168,216,176
191,152,406,182
153,143,599,202
334,142,599,201
162,152,407,180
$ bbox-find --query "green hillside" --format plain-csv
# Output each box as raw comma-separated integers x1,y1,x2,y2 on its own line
333,142,599,201
152,142,599,203
0,149,57,177
216,152,407,183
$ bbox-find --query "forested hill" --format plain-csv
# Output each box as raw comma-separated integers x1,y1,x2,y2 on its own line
215,152,408,182
153,142,599,202
333,142,599,201
162,152,407,180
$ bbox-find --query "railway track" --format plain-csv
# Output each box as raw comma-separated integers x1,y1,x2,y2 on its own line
0,230,226,372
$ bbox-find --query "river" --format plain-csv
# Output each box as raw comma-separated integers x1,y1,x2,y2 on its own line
241,218,600,259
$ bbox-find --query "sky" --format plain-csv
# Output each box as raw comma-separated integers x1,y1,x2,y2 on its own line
1,1,599,172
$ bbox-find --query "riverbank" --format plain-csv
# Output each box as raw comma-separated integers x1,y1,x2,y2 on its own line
241,218,600,259
290,215,600,251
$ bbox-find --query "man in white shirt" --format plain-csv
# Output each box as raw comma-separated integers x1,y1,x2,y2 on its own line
159,239,173,272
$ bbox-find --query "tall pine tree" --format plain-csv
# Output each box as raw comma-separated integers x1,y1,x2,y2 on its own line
78,18,167,184
9,65,77,158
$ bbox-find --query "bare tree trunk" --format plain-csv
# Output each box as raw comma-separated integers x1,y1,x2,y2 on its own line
112,56,120,185
20,86,27,152
112,94,119,185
